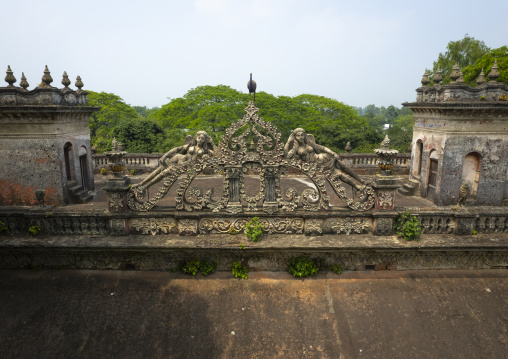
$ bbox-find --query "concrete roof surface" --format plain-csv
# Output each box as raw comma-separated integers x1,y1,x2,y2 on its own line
0,269,507,358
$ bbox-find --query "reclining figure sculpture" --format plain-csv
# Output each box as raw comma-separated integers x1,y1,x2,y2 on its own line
132,131,217,192
284,127,368,191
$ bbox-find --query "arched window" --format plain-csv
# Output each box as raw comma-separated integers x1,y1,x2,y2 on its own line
461,152,482,197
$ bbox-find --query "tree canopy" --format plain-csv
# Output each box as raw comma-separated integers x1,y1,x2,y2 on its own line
430,34,490,84
462,46,508,86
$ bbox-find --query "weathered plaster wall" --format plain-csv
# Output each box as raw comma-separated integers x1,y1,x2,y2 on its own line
0,108,97,205
408,103,508,206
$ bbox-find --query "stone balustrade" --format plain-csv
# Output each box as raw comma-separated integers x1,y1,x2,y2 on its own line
93,152,411,175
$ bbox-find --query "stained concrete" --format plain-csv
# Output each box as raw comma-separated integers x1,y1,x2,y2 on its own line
0,270,507,358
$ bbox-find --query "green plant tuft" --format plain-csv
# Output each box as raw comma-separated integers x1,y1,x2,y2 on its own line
231,261,248,279
330,263,343,275
130,169,135,175
179,259,217,276
0,221,7,233
28,225,41,236
245,217,264,242
288,256,319,278
239,243,245,250
101,168,107,175
179,260,201,275
229,226,239,235
393,211,422,241
199,260,217,276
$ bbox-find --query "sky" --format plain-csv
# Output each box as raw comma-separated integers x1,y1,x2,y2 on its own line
1,0,507,110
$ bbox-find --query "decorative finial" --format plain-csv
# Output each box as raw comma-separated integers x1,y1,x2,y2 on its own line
111,137,118,151
488,59,500,82
421,69,430,86
457,69,465,83
433,66,443,84
476,68,486,85
449,63,461,82
61,71,71,89
20,72,29,90
75,75,84,91
41,65,53,87
5,65,16,87
247,73,257,102
345,141,352,153
380,135,391,149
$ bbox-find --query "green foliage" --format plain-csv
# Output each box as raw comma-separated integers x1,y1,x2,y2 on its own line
111,117,165,153
199,260,217,276
231,261,248,279
239,244,245,250
87,91,138,152
130,169,135,175
288,256,319,278
229,227,239,235
429,34,490,85
100,168,107,175
394,211,422,241
330,263,343,275
462,46,508,87
179,259,217,276
132,106,160,118
245,217,264,242
0,221,7,233
472,230,477,235
386,114,414,152
28,225,41,236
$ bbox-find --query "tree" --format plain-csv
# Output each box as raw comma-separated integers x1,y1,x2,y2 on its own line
110,118,165,153
386,114,414,152
430,34,490,84
87,91,138,152
132,106,160,118
462,46,508,87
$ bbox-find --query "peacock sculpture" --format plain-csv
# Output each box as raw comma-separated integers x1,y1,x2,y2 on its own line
247,73,256,102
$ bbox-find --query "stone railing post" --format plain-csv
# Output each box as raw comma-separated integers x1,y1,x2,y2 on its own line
372,136,400,235
103,139,131,213
226,166,242,213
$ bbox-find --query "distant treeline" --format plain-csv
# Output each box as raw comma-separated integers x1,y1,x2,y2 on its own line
88,86,413,155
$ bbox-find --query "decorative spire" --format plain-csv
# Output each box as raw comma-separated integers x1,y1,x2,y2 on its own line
61,71,71,90
457,69,465,83
5,65,16,87
421,69,430,86
476,68,486,85
41,65,53,87
433,66,443,84
20,72,29,90
345,141,352,153
75,75,84,91
449,63,461,82
488,59,500,82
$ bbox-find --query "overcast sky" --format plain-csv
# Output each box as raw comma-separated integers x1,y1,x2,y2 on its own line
1,0,507,110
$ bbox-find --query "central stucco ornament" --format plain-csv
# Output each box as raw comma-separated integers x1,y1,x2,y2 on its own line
127,101,375,213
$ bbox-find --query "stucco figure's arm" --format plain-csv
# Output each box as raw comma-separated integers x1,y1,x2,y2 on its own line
284,134,295,157
159,145,186,166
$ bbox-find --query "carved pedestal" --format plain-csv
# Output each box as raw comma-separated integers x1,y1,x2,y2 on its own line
103,176,131,213
372,174,399,235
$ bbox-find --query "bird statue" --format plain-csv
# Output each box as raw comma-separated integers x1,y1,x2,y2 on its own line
457,182,470,206
247,73,256,102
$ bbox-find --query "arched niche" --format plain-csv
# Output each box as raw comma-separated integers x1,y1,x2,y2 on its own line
64,142,74,181
413,139,423,177
427,149,439,200
461,152,482,197
79,146,90,190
